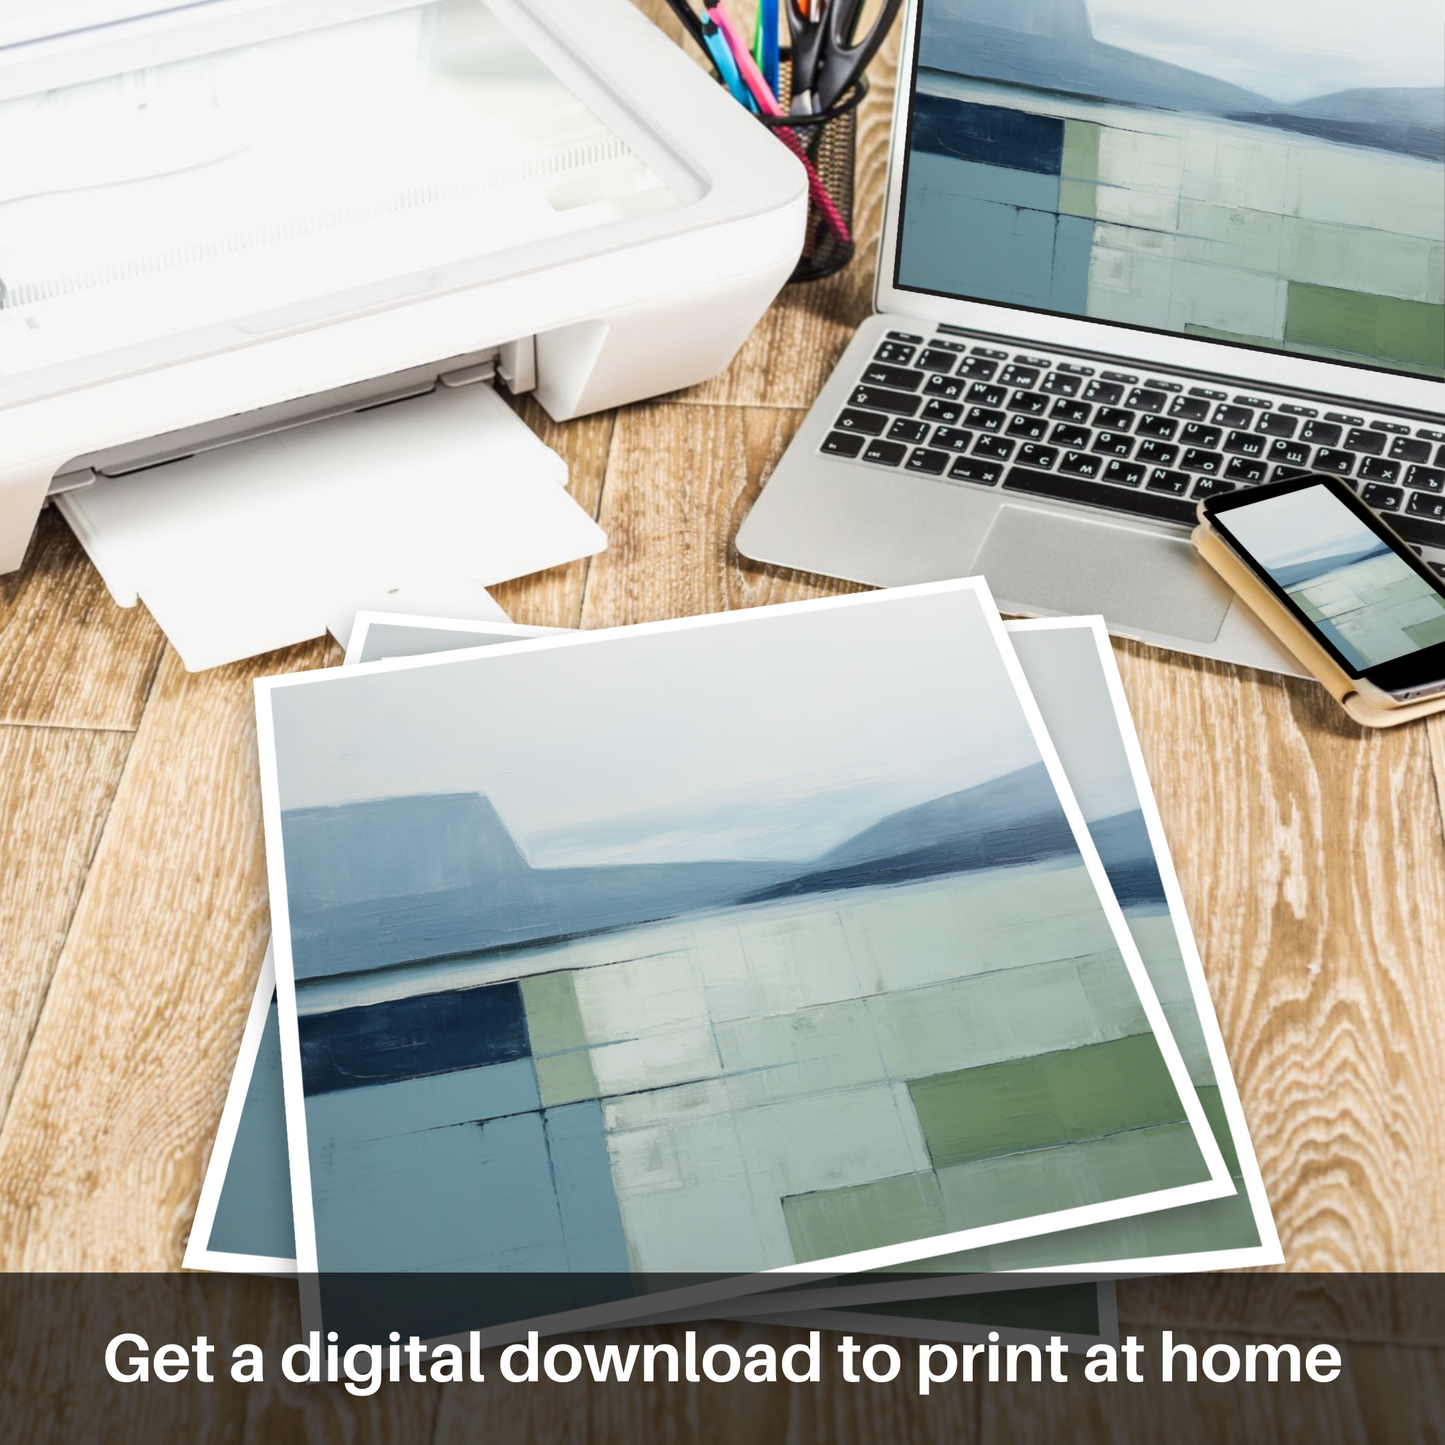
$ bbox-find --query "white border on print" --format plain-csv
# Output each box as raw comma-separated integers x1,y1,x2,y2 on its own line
735,1279,1119,1351
1001,615,1284,1273
182,943,296,1277
185,617,564,1279
344,611,570,666
253,579,1233,1340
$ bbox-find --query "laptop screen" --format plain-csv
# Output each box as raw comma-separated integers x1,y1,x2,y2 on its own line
894,0,1445,380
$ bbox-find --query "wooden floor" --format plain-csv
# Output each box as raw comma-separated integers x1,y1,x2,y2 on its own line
1,6,1441,1440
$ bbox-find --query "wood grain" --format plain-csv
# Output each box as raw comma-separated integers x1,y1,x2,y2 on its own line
0,509,165,731
1109,638,1445,1270
0,641,332,1269
0,725,132,1126
580,402,866,630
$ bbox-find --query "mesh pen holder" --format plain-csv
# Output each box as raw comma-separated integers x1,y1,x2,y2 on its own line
758,63,867,283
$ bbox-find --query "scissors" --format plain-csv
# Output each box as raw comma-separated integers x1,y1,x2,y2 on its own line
786,0,903,113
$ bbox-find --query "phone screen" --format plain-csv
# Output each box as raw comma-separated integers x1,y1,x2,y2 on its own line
1207,478,1445,687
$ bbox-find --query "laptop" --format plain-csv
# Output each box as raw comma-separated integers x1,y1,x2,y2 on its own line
737,0,1445,673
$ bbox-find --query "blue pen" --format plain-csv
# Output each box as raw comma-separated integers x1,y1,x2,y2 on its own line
700,14,755,111
758,0,779,97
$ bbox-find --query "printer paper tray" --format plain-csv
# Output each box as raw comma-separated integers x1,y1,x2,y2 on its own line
57,384,604,670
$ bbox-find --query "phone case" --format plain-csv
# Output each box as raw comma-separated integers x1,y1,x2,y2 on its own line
1192,520,1445,729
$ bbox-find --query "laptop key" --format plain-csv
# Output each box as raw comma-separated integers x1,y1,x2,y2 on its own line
1050,398,1092,424
860,438,908,467
1389,436,1432,463
1180,423,1222,449
1136,440,1178,467
1181,448,1223,474
835,408,890,435
1083,380,1124,404
1192,476,1237,499
887,418,932,444
974,435,1015,461
1272,465,1316,481
1358,456,1400,483
966,382,1008,407
821,431,865,458
874,342,917,365
863,363,926,390
1095,406,1134,432
1223,430,1266,457
1003,466,1197,524
965,406,1006,432
956,356,999,380
930,426,975,452
922,397,963,424
1406,465,1445,492
1007,390,1050,415
886,330,924,343
915,348,959,373
948,457,1003,485
1092,432,1134,457
850,384,921,417
1136,414,1179,440
1391,513,1445,549
1105,460,1146,487
970,346,1009,359
1051,424,1091,449
1407,492,1445,521
1361,482,1402,510
1224,456,1267,482
1168,396,1211,421
907,447,951,476
1300,420,1341,446
1126,387,1167,413
998,364,1040,388
1314,448,1354,475
1017,444,1059,469
1006,415,1048,440
1256,413,1298,438
1145,468,1190,494
1059,451,1102,478
1041,372,1081,397
1268,439,1312,467
1214,404,1254,429
924,374,966,400
1344,428,1385,455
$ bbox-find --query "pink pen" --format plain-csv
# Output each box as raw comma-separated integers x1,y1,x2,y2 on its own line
705,2,853,247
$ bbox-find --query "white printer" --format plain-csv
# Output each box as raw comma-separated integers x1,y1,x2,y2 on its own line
0,0,806,662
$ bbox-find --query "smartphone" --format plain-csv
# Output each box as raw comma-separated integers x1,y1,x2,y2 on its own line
1200,474,1445,705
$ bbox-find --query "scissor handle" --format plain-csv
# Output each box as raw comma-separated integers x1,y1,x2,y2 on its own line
814,0,902,109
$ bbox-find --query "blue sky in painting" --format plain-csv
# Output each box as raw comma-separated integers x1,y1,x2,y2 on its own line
269,591,1090,868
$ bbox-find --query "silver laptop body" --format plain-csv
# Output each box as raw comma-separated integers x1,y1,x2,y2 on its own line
738,0,1445,674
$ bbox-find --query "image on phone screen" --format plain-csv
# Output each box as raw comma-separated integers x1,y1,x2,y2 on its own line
1211,481,1445,675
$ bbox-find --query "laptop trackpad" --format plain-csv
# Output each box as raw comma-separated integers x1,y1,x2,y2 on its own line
975,505,1234,643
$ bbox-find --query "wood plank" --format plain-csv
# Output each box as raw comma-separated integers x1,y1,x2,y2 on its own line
0,640,333,1270
580,402,867,630
0,509,165,730
431,1322,980,1445
981,1323,1420,1445
0,725,132,1126
1109,638,1445,1270
489,398,614,631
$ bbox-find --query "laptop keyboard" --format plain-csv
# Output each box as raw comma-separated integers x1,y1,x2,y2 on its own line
821,330,1445,568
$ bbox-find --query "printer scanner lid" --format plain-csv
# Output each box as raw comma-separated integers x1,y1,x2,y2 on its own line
0,0,781,413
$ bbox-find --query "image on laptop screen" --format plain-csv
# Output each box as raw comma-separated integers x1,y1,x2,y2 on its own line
895,0,1445,379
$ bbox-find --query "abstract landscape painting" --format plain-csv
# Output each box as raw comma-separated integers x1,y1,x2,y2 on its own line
899,0,1444,375
256,583,1229,1338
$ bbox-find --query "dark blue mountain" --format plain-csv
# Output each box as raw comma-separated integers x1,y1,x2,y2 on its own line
1269,542,1391,590
281,765,1090,981
1087,808,1166,910
920,0,1278,117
